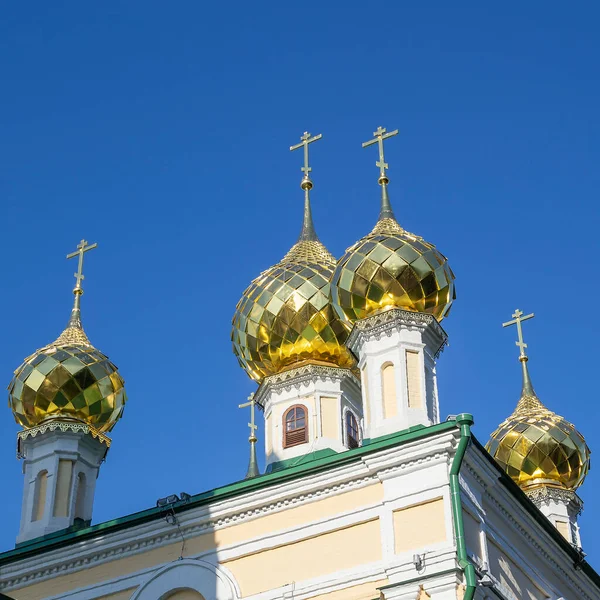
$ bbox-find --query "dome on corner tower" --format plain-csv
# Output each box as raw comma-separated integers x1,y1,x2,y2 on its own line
8,241,127,434
486,357,590,491
330,126,455,324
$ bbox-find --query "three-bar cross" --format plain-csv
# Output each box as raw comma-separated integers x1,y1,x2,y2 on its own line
502,309,535,358
362,126,399,181
239,392,258,442
290,131,323,180
66,239,98,293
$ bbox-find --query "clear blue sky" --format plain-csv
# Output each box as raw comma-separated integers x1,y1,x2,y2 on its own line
1,3,599,564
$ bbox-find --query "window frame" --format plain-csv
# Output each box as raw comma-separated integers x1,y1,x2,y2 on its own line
345,410,360,449
283,404,309,448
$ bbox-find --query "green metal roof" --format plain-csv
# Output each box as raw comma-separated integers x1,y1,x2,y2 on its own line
1,419,598,593
0,420,455,565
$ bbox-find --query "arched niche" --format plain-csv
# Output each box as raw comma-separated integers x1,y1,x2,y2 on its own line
130,559,240,600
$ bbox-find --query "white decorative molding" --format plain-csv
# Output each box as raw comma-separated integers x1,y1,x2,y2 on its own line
130,558,239,600
255,363,359,408
17,419,111,458
347,308,448,358
462,449,597,600
524,486,583,516
0,429,456,593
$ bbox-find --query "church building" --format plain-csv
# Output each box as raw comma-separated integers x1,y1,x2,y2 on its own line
0,127,598,600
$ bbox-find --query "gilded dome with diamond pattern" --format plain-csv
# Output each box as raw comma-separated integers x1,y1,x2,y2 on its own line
8,246,126,434
486,359,590,491
330,187,455,324
231,198,355,382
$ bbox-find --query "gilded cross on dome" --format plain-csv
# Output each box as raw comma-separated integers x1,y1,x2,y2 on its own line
67,239,98,294
239,392,258,442
362,126,399,184
502,309,535,360
290,131,322,189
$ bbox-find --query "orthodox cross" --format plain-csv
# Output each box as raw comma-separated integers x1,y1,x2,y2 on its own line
502,309,535,359
362,126,399,182
66,239,98,293
290,131,323,181
239,392,258,442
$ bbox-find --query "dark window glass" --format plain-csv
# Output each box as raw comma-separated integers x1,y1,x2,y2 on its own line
346,411,359,449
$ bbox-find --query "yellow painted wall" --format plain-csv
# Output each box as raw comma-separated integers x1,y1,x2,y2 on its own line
405,351,422,409
392,498,447,554
320,396,339,440
9,484,383,600
225,519,382,596
306,579,388,600
381,363,397,419
54,459,73,518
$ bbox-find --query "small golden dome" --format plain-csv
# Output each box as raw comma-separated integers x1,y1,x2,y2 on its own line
486,359,590,491
8,241,126,434
232,199,355,382
330,189,455,323
8,309,127,433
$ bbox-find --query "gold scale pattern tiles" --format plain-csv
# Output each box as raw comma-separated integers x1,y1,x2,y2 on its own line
330,224,456,323
486,404,590,490
232,241,355,382
8,344,126,433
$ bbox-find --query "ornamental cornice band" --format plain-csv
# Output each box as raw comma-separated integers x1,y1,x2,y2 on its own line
17,419,111,458
347,308,448,357
255,363,359,408
525,486,584,514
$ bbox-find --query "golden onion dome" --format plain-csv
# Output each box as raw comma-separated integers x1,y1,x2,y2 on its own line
330,180,455,324
8,243,126,433
231,189,355,383
486,356,590,491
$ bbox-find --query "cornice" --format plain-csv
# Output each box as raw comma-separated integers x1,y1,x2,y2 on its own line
346,309,448,358
17,420,111,458
0,427,454,593
525,486,583,515
255,363,360,408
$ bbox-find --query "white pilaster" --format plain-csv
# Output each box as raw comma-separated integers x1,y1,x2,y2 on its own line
347,308,447,441
254,363,362,469
524,486,583,548
16,420,109,545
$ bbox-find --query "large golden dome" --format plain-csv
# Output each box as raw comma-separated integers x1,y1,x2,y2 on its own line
486,359,590,491
330,189,455,324
232,197,355,382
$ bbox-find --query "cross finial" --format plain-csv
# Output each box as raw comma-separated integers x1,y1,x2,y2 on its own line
239,392,258,442
362,126,399,185
239,392,260,479
66,239,98,295
290,131,322,191
502,309,535,360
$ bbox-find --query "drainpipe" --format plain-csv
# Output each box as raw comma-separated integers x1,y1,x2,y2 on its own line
449,413,477,600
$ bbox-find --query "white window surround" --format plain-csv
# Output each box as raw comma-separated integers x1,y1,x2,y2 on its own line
130,559,240,600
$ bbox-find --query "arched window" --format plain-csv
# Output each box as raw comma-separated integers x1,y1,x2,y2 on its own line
346,411,360,449
381,362,397,419
283,405,308,448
